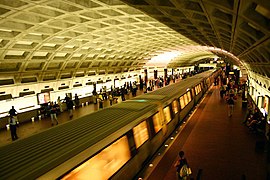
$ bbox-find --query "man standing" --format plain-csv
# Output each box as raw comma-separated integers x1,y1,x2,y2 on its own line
9,106,17,116
9,106,18,122
9,115,18,141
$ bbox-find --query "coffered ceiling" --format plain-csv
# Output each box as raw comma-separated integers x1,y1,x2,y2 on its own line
122,0,270,77
0,0,269,85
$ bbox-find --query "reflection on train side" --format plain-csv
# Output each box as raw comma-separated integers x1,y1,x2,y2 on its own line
153,112,162,133
179,91,192,109
163,106,172,123
62,136,131,180
133,121,149,148
195,84,202,95
172,100,179,114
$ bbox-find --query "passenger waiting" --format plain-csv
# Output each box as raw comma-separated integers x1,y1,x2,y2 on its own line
66,98,74,119
9,106,18,122
74,94,80,108
9,115,19,141
57,96,63,113
109,93,113,106
50,102,59,126
98,93,104,109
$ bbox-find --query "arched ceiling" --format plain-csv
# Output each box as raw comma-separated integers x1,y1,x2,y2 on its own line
0,0,269,85
122,0,270,77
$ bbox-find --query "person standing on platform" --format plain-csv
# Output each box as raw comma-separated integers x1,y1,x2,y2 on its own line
9,106,18,122
92,89,97,104
67,99,74,118
109,93,113,106
50,102,58,126
121,87,126,101
98,93,104,109
74,93,80,108
9,106,17,116
227,96,235,117
9,115,18,141
57,96,63,112
174,151,191,180
132,83,137,97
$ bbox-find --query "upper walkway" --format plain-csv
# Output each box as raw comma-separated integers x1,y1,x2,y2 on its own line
145,84,268,180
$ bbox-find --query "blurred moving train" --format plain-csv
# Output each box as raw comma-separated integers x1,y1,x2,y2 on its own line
0,69,219,180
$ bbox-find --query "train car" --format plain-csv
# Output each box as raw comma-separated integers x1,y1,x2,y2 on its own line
0,69,219,180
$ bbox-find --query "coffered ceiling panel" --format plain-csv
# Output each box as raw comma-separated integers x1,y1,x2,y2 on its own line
122,0,270,77
0,0,216,84
0,0,269,85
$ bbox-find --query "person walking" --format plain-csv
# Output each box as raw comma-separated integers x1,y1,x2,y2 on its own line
9,115,18,141
50,102,59,126
174,151,191,180
227,96,235,117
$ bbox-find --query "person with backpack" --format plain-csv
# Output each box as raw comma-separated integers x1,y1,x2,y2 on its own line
174,151,191,180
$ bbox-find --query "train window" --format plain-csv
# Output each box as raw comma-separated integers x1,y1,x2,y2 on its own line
179,96,185,109
152,112,162,133
133,121,149,149
184,94,189,105
195,84,202,95
172,100,178,114
62,136,131,180
163,106,172,123
187,91,192,103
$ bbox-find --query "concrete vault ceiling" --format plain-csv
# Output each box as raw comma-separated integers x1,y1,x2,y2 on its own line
122,0,270,77
0,0,269,85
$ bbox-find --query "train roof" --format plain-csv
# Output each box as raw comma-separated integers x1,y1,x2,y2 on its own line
132,69,216,104
0,69,217,179
0,102,157,179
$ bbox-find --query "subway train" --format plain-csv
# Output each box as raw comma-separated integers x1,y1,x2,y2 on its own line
0,69,220,180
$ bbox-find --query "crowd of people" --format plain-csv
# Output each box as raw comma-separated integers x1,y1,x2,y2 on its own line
217,70,267,134
243,105,266,134
218,72,239,117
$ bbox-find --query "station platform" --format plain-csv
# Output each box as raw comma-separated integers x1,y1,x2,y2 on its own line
0,88,148,147
0,82,268,180
144,85,268,180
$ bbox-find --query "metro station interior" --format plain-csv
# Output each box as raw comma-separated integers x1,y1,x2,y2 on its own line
0,0,270,180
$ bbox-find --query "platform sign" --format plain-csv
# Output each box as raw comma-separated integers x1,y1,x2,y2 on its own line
37,92,50,105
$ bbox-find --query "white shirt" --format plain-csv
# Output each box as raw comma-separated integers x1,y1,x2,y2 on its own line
9,117,17,125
